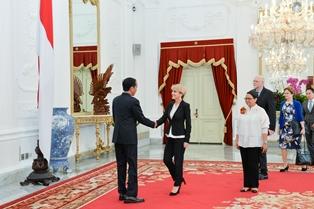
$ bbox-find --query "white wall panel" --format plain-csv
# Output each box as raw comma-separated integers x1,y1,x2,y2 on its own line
0,0,260,173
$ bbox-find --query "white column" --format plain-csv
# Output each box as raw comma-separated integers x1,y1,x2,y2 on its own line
143,6,164,139
0,1,15,130
100,0,127,102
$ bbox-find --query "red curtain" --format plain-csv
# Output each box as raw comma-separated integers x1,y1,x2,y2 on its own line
158,39,237,145
73,46,97,69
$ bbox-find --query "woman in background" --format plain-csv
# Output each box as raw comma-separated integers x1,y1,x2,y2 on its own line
236,90,269,193
279,86,305,172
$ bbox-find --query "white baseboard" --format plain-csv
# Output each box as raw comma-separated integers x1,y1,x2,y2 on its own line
0,127,38,142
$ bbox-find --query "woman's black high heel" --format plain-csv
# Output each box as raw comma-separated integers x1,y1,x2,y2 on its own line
301,166,308,171
169,178,185,196
280,165,289,172
169,185,181,196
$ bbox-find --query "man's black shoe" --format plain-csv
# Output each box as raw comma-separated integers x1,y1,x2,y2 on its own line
259,174,268,180
119,194,127,201
124,196,145,203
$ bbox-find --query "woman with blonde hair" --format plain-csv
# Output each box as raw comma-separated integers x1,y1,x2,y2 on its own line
156,84,191,196
279,86,305,172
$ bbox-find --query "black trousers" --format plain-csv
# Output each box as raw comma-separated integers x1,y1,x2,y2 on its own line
163,138,185,186
240,147,260,188
115,144,138,197
305,126,314,164
259,149,268,175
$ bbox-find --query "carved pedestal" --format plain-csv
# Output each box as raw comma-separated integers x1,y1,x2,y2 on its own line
20,140,60,186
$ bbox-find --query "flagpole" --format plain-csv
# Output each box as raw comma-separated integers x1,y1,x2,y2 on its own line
21,0,59,187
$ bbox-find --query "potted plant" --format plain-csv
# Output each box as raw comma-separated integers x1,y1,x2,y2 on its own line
274,77,308,111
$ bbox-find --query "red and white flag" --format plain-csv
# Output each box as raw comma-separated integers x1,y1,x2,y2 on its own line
38,0,54,161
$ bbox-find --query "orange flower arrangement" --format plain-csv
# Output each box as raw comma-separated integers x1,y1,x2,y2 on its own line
240,107,247,114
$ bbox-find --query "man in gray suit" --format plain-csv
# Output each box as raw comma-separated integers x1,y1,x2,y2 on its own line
302,87,314,169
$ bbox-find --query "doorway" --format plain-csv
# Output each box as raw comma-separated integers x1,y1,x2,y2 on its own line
181,65,224,144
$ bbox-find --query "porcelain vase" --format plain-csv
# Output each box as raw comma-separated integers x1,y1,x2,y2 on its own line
50,107,74,173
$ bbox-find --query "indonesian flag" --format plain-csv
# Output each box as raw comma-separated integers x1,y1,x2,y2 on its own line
38,0,54,161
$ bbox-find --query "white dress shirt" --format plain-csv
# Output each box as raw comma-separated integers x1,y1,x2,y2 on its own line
166,103,185,139
255,87,263,97
237,104,270,147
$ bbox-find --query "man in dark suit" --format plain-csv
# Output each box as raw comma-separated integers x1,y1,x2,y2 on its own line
112,77,156,203
302,87,314,169
252,75,276,180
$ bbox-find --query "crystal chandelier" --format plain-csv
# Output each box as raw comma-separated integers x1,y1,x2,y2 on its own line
264,43,307,77
250,0,314,49
249,0,314,76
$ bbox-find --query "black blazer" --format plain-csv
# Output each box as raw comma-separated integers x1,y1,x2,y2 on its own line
157,100,191,143
253,87,276,131
112,93,155,144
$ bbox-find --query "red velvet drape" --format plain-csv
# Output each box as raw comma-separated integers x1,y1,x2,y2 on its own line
73,46,97,69
158,39,237,145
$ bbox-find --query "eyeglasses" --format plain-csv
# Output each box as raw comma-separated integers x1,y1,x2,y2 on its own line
244,97,254,100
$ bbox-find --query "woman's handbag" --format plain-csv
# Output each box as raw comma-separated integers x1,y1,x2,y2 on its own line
296,136,312,165
290,120,301,137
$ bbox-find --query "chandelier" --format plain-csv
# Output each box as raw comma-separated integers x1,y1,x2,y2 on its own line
249,0,314,75
250,0,314,49
264,43,307,77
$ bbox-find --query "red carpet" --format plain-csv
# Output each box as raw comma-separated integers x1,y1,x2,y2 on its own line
2,160,314,209
82,171,314,209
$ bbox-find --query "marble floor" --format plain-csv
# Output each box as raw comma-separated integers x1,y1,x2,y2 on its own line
0,141,300,205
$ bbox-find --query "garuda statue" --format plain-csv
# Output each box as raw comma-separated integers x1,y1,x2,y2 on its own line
89,64,113,115
73,75,83,112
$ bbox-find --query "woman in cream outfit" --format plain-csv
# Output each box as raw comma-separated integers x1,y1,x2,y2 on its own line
236,90,269,193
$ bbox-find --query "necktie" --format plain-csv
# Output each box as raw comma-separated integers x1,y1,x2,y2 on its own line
256,90,260,97
309,100,313,112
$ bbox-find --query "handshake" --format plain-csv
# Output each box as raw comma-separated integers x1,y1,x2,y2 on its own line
137,120,159,128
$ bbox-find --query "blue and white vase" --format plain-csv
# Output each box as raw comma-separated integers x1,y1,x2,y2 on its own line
50,107,74,173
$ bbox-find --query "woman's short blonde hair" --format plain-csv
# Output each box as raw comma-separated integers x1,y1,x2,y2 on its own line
171,84,187,97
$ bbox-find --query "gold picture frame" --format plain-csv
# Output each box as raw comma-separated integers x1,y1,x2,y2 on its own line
69,0,101,115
